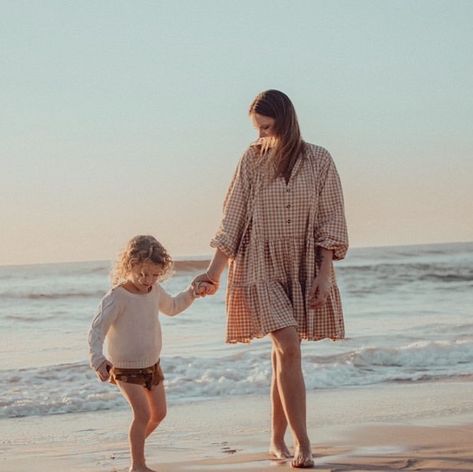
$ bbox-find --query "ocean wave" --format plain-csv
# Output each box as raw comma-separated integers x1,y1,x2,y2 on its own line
5,314,59,322
173,260,210,272
338,261,473,297
0,290,107,301
348,339,473,368
0,276,208,304
2,339,473,419
340,262,473,281
0,261,209,302
419,273,473,283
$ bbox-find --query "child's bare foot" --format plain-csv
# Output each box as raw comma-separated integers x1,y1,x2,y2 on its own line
269,440,292,459
291,443,314,468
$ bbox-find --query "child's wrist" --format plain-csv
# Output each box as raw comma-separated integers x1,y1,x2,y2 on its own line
189,285,198,298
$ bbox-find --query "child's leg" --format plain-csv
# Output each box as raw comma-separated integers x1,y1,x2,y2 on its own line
116,380,154,471
144,381,167,437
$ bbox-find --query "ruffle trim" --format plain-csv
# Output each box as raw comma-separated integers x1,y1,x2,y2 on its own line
225,279,345,344
316,239,348,261
210,232,237,259
226,333,346,344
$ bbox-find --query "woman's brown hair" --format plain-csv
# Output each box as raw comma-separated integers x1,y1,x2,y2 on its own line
249,89,305,181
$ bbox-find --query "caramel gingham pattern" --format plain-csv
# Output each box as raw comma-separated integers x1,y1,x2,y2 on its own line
211,143,348,343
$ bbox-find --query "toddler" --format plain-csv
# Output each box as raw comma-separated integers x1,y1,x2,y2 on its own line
88,235,206,472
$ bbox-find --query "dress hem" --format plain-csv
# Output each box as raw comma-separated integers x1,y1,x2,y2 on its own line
225,332,345,344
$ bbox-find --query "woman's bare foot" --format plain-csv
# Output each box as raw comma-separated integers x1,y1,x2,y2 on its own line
269,440,292,459
129,466,157,472
291,443,314,468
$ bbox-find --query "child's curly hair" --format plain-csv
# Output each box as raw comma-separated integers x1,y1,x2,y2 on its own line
111,235,173,287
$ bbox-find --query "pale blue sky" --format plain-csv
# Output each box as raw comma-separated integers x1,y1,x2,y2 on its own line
1,0,472,265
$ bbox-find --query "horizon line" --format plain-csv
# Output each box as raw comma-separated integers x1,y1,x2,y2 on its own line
0,239,471,269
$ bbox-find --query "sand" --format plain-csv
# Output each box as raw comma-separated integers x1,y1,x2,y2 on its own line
1,381,472,471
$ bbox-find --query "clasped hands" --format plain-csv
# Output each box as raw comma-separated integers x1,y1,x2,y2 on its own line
192,272,219,297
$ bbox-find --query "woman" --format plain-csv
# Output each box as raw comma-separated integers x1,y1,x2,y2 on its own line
194,89,348,468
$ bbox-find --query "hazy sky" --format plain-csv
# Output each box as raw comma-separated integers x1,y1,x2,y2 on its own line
1,0,472,265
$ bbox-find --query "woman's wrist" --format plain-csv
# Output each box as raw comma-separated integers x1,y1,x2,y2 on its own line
316,270,331,281
205,270,220,285
316,248,333,273
205,248,229,283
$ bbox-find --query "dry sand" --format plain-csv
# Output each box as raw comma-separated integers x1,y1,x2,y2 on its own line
1,381,472,471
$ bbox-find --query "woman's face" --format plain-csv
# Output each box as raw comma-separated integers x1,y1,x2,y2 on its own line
252,113,276,138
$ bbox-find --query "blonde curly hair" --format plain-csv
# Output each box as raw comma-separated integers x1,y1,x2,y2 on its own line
111,235,173,287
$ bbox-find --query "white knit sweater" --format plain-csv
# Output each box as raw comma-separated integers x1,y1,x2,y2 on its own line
88,284,195,369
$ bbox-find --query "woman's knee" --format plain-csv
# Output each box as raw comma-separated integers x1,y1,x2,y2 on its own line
276,343,301,363
272,328,302,363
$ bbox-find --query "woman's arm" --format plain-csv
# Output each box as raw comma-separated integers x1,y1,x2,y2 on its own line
315,150,348,261
195,148,254,296
210,148,254,259
192,248,229,295
206,248,229,283
316,247,333,279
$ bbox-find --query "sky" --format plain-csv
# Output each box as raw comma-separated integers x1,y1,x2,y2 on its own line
1,0,472,266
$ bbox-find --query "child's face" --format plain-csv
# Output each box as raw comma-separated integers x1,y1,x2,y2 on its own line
128,261,163,293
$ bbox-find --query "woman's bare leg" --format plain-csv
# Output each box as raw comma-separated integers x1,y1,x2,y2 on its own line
116,381,157,472
270,326,313,468
269,347,291,459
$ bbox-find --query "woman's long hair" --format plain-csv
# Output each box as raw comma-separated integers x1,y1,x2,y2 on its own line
249,89,305,180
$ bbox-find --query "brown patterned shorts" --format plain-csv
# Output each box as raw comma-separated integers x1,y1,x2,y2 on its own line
109,361,164,391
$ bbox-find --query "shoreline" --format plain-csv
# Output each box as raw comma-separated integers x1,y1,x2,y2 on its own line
1,381,473,471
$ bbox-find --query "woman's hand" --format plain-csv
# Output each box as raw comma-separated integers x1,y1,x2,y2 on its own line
192,249,228,296
192,272,219,296
308,274,332,309
96,360,113,382
195,281,217,297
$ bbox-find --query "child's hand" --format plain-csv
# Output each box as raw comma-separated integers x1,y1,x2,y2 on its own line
194,281,218,297
96,360,112,382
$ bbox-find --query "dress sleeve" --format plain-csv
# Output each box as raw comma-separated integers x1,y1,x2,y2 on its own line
157,284,195,317
210,147,254,258
88,291,120,369
315,150,349,261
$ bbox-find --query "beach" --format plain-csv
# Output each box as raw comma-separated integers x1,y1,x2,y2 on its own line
1,242,472,471
2,381,472,471
2,0,473,468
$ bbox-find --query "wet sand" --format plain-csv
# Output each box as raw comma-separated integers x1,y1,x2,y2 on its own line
1,381,472,471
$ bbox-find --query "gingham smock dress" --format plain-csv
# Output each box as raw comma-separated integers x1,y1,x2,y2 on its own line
211,142,348,343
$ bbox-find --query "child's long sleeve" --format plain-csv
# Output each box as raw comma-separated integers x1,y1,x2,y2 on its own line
88,292,120,369
157,284,195,317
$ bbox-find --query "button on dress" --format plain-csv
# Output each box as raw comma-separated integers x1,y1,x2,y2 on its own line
211,142,348,343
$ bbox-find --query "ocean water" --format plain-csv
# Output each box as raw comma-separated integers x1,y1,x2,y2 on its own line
1,242,472,419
